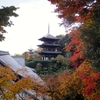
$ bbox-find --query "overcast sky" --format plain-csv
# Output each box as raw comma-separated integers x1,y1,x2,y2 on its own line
0,0,66,55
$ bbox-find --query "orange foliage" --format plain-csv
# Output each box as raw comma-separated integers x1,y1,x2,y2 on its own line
48,0,97,24
75,61,100,100
45,75,59,100
56,71,72,99
43,70,83,100
0,65,40,100
65,30,84,51
40,61,100,100
64,30,85,68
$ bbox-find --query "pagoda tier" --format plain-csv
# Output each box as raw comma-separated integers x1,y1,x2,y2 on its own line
38,34,62,60
39,50,62,55
38,34,59,41
37,43,61,48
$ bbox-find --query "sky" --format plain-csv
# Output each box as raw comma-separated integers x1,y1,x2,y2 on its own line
0,0,66,55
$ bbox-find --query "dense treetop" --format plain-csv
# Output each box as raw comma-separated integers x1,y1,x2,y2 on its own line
0,6,18,41
48,0,100,26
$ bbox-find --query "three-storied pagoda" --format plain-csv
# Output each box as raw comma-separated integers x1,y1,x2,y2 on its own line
38,26,62,60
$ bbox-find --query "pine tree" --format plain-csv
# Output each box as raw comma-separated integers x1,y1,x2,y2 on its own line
0,6,18,41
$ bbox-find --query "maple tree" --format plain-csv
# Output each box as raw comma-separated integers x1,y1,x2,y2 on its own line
80,4,100,70
40,61,100,100
46,1,100,100
48,0,100,26
75,61,100,100
45,75,59,100
63,29,86,68
48,0,100,70
48,1,100,71
41,69,83,100
0,65,41,100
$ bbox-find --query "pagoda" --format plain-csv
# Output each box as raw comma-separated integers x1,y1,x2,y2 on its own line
37,25,62,60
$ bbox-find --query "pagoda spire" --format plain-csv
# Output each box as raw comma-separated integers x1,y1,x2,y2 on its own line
48,24,50,34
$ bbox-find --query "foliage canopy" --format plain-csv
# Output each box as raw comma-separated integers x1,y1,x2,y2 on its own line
0,6,18,41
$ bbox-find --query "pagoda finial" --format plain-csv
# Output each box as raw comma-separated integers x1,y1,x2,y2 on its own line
48,24,50,34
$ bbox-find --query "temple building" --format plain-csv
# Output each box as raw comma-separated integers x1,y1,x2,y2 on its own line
38,32,62,60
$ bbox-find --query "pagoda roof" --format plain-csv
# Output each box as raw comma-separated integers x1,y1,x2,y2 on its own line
39,50,62,55
38,34,59,41
37,43,61,48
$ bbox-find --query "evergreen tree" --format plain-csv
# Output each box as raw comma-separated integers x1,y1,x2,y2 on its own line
0,6,18,41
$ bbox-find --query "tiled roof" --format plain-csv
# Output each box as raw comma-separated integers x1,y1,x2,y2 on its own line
0,51,44,85
39,50,62,55
0,50,9,55
39,33,59,41
38,43,61,48
44,33,56,39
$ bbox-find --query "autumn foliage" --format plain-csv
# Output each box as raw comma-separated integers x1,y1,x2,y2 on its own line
63,29,86,68
48,0,99,26
1,0,100,100
0,65,41,100
43,1,100,100
76,61,100,100
39,61,100,100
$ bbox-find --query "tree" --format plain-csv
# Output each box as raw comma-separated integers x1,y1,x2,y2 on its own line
0,6,18,41
42,69,84,100
22,52,30,61
48,0,100,70
22,50,42,61
80,4,100,70
46,1,100,100
42,61,100,100
55,55,69,70
0,65,40,100
14,54,21,56
64,29,86,68
56,34,71,56
75,61,100,100
48,0,100,26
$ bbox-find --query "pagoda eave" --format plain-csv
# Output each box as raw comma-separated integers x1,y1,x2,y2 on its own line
39,51,62,55
37,44,61,48
38,37,59,41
